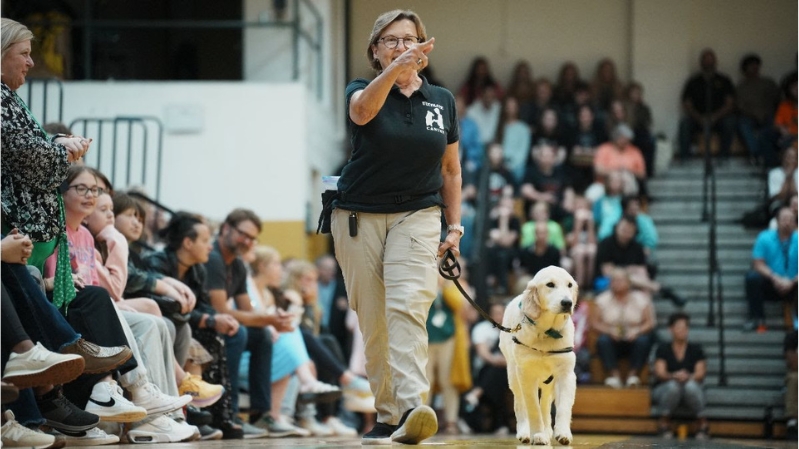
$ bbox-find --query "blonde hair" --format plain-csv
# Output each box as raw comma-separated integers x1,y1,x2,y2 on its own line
250,245,280,275
1,19,34,59
365,9,427,74
283,259,317,293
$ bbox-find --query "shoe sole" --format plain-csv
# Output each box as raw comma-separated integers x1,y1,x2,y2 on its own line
80,350,133,375
199,430,223,441
126,429,195,444
89,409,148,423
58,435,120,447
391,405,438,444
3,357,85,389
361,436,392,445
186,391,223,408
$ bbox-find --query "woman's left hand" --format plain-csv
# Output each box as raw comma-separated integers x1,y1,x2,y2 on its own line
437,231,461,258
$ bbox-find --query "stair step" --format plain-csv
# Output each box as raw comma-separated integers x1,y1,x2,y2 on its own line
705,387,784,407
703,406,785,421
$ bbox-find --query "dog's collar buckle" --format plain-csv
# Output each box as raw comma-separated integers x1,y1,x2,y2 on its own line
518,312,564,339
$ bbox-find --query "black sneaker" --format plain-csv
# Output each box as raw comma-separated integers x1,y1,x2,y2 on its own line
36,387,100,433
361,422,397,445
391,405,438,444
186,405,212,426
218,420,244,440
660,287,687,308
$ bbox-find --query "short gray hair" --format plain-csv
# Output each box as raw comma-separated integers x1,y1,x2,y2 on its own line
365,10,427,75
1,18,34,59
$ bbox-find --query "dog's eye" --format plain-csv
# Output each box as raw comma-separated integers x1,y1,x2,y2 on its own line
546,282,555,288
568,283,573,288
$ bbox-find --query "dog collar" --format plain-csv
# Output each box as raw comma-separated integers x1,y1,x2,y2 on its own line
512,336,574,354
518,303,564,339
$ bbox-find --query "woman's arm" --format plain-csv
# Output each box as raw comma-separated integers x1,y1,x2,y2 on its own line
438,141,462,257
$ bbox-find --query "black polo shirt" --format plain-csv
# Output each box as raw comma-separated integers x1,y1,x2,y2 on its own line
681,72,735,114
336,76,459,214
595,234,646,275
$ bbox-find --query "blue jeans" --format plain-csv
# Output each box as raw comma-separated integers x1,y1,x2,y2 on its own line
745,270,797,320
596,332,653,372
738,116,779,166
225,325,273,414
0,262,80,352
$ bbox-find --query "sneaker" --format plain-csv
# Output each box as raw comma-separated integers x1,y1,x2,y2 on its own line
625,376,641,388
197,424,223,441
129,382,192,416
1,382,19,404
297,380,342,404
178,373,224,408
85,380,147,422
390,405,438,444
298,417,333,436
604,376,623,389
361,422,397,445
658,425,674,439
1,410,56,449
343,390,376,413
660,287,687,308
50,427,119,446
185,405,212,426
2,343,85,389
742,319,758,332
125,415,196,443
276,416,311,437
324,416,357,437
251,415,304,438
171,417,200,442
695,427,710,440
218,420,244,440
342,376,372,397
36,387,100,433
238,420,269,439
60,339,132,374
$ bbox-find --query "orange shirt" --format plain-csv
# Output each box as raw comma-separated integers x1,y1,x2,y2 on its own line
593,142,646,179
775,100,798,136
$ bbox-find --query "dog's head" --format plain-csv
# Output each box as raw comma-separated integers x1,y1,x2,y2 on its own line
521,265,579,319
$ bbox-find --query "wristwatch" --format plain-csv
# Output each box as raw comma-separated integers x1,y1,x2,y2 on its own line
205,314,216,330
447,224,465,237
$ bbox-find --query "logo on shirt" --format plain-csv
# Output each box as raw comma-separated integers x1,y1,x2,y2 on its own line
425,107,445,135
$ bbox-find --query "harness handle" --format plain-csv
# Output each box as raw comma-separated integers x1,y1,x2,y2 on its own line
438,249,520,334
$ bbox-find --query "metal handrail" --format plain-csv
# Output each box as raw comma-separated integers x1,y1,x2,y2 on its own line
20,78,63,125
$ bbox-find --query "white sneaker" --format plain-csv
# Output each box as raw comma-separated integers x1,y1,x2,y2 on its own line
324,417,357,437
1,410,56,449
125,415,196,443
343,391,377,413
85,380,147,422
298,417,334,436
604,376,623,389
129,382,192,416
171,417,200,441
626,376,641,388
2,342,85,389
51,427,120,446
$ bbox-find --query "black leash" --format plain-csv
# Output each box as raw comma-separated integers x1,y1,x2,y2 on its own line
438,249,520,334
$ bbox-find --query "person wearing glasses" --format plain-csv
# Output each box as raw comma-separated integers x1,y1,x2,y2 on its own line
201,208,297,438
332,9,461,445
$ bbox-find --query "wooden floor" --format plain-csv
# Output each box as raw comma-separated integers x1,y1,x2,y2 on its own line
68,433,798,449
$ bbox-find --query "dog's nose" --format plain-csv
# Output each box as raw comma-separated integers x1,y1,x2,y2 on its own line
561,299,573,311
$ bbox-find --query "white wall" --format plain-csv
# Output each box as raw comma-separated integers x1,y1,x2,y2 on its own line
22,82,309,223
349,0,797,141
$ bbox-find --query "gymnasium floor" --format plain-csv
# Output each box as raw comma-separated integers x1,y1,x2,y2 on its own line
74,434,798,448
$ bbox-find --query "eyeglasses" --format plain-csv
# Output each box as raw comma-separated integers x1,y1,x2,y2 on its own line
67,184,105,197
232,226,258,243
378,36,421,49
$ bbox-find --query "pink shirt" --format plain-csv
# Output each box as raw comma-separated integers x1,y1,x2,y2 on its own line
44,225,100,287
593,142,646,179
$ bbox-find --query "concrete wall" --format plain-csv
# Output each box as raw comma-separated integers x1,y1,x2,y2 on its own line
349,0,797,140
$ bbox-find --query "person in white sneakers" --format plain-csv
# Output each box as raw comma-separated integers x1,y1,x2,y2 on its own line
1,410,55,449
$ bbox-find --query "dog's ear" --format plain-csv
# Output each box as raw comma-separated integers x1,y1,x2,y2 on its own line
571,276,579,312
524,284,541,319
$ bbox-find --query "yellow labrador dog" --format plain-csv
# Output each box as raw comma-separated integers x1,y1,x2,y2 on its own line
499,266,578,445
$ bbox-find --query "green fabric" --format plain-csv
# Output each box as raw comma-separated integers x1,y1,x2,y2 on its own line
28,238,57,272
51,195,75,312
426,294,455,342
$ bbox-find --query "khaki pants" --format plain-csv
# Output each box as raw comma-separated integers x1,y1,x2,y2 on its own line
332,207,440,425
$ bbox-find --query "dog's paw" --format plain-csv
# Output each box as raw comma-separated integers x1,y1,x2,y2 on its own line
532,432,550,445
516,431,531,444
554,428,573,446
